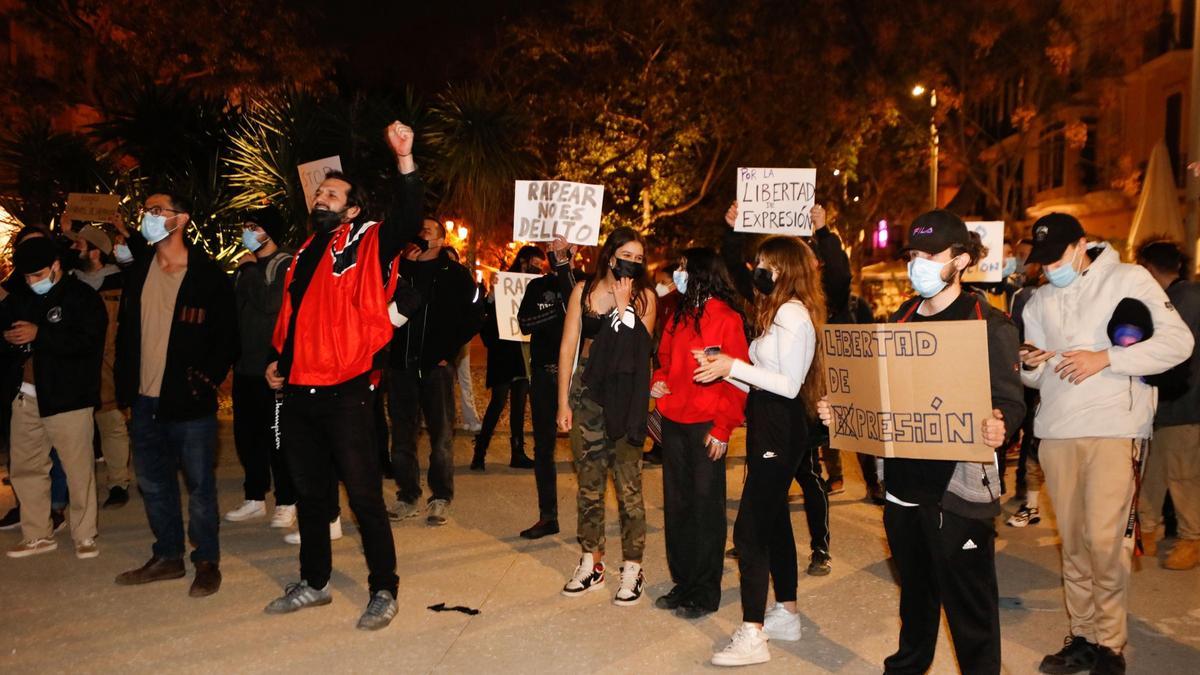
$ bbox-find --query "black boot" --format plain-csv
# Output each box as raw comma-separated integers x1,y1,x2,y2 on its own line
470,435,486,471
509,443,534,469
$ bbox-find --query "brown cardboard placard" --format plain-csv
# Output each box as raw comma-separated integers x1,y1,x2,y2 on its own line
823,320,994,462
65,193,121,224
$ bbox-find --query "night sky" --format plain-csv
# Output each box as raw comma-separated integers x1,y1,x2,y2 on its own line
324,0,561,93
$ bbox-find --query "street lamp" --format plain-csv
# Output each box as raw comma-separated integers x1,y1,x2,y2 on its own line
912,84,938,210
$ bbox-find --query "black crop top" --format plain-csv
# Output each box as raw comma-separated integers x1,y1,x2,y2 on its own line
581,311,603,339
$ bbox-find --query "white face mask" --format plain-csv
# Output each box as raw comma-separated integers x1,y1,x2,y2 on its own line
140,212,177,245
654,282,671,297
113,244,134,265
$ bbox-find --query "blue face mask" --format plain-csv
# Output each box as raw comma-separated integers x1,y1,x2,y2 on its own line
242,229,264,253
672,269,688,295
907,256,949,298
140,212,173,245
113,244,133,265
1046,247,1081,288
1002,256,1018,278
30,274,55,296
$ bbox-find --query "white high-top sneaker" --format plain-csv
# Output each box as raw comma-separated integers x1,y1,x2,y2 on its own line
561,552,606,597
270,504,297,529
763,602,802,641
284,517,343,545
613,561,645,606
225,500,266,522
712,623,771,667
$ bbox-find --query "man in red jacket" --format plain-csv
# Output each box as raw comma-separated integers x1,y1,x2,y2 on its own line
262,122,422,631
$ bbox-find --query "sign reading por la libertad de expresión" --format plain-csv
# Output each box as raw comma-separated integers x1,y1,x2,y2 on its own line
823,320,995,463
735,167,817,236
513,180,604,246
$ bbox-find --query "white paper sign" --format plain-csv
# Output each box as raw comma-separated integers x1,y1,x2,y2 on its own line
735,167,817,236
513,180,603,246
962,221,1005,283
297,155,343,212
495,271,540,342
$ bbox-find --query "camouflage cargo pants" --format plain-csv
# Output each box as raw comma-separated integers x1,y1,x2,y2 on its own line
570,374,646,561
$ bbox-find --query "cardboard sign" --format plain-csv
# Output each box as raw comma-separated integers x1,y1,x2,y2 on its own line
297,155,343,212
823,321,994,462
495,271,540,342
735,167,817,236
513,180,603,246
65,193,121,224
962,221,1005,283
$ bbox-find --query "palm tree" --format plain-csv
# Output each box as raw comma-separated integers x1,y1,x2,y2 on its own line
88,77,239,256
0,117,112,228
224,88,427,247
426,83,540,266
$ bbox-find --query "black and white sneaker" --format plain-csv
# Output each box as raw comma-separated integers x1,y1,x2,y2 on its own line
561,553,605,597
1007,503,1041,528
613,562,644,606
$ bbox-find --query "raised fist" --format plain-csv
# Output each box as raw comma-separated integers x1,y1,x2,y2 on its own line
386,121,414,158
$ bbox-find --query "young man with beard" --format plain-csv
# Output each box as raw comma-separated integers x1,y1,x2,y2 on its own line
66,224,132,509
263,122,422,630
386,218,480,527
113,192,237,598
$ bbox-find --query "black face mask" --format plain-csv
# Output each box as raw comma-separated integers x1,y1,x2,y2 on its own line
752,267,776,295
611,258,644,280
309,208,346,233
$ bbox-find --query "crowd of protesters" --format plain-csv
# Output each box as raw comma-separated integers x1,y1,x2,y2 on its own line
1,123,1197,675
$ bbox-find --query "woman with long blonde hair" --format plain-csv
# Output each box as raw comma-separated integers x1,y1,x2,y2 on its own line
694,235,826,667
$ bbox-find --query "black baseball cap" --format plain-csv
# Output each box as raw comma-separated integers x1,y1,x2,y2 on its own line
1027,213,1086,264
901,209,971,255
13,237,60,275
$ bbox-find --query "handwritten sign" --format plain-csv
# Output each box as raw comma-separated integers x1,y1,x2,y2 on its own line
962,221,1005,283
297,155,343,212
735,167,817,236
495,271,540,342
65,193,121,224
823,321,994,462
513,180,603,246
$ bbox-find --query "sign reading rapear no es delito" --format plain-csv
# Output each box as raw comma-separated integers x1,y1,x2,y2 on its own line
735,167,817,236
823,320,994,463
494,271,540,342
513,180,603,246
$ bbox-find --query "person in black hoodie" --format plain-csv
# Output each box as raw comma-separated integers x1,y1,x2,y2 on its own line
515,236,578,539
4,237,106,560
472,246,544,471
113,191,237,598
818,210,1024,675
387,218,480,527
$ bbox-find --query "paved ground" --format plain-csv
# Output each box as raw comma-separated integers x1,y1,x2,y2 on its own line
1,348,1198,673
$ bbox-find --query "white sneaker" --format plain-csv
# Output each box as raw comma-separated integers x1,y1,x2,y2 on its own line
270,505,297,529
762,602,802,641
75,538,100,560
225,500,266,522
561,553,606,596
284,517,344,545
712,623,771,667
613,561,645,606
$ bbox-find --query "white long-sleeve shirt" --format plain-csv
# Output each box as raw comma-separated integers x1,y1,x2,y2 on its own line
1021,243,1194,439
728,300,816,398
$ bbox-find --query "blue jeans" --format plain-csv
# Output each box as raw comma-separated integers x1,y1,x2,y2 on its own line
130,396,220,563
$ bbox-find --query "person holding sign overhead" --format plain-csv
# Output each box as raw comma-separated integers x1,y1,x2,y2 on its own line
693,236,825,667
472,245,544,471
557,227,656,607
816,209,1024,675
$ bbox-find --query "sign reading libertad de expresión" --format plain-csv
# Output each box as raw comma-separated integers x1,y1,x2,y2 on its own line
735,167,817,236
823,321,995,463
513,180,604,246
495,271,540,342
